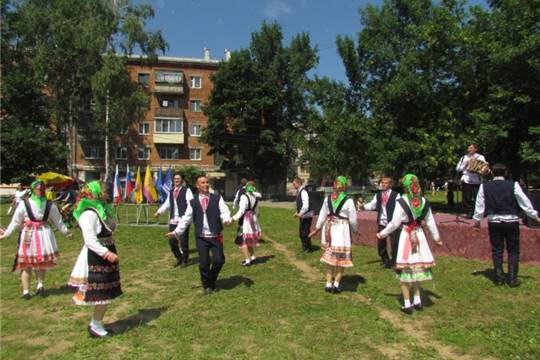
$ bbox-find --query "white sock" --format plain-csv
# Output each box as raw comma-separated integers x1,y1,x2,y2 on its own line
90,319,107,336
23,289,30,295
36,282,44,289
333,281,340,288
250,255,256,261
326,282,332,288
413,295,422,305
244,259,251,264
404,299,412,308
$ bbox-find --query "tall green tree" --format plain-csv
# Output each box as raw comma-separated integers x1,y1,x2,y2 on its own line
202,22,318,191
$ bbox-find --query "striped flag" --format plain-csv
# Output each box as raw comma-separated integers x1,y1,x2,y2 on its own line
124,165,133,202
162,166,172,198
113,164,122,204
143,165,158,203
134,166,143,204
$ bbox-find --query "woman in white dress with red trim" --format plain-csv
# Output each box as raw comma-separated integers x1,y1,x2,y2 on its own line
232,181,262,266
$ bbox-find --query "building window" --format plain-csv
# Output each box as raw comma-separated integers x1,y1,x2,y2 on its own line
85,146,104,159
139,122,149,135
189,148,201,160
191,124,202,136
189,100,202,112
138,146,151,160
158,97,179,108
115,146,127,160
155,71,183,84
157,145,180,160
155,119,183,133
138,73,149,87
190,76,202,88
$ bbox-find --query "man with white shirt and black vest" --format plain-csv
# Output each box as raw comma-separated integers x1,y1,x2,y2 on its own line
293,178,313,253
155,173,194,267
473,164,539,287
166,175,232,294
456,143,487,219
360,177,400,268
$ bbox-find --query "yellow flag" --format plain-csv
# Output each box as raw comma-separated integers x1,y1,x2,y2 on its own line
134,166,143,204
143,165,158,203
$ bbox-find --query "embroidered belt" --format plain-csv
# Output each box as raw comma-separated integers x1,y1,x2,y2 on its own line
23,220,48,262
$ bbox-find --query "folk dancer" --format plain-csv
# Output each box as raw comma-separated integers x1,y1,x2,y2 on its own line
359,176,400,268
155,173,194,267
309,176,358,294
69,181,122,338
166,176,232,294
293,178,314,253
473,164,539,287
232,178,248,210
232,181,262,266
456,143,486,219
0,179,72,299
376,174,442,314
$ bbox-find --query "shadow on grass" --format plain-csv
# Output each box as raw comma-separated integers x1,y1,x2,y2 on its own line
341,274,366,292
253,255,274,265
384,289,441,307
216,275,254,290
108,306,168,335
472,268,534,285
45,285,73,297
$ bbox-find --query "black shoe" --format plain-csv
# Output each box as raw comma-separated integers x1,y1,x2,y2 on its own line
87,325,110,339
22,293,31,300
301,248,310,254
203,287,214,295
400,306,413,315
36,287,46,297
325,286,332,293
173,259,183,267
331,285,341,294
507,278,521,288
180,260,189,268
241,260,252,266
413,303,424,311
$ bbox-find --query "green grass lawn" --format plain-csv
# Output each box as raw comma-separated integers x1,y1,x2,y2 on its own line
1,204,538,359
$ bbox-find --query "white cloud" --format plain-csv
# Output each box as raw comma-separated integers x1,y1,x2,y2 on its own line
263,0,294,19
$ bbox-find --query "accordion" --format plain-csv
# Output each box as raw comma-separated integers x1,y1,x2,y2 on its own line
466,158,490,176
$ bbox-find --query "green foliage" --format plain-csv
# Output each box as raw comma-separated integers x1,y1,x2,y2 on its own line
203,22,318,189
173,165,206,189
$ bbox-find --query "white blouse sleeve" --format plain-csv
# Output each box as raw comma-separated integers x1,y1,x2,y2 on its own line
316,197,329,230
232,195,248,221
3,202,25,238
174,202,194,236
424,207,440,242
363,196,378,211
219,196,232,223
379,203,406,238
343,199,358,233
78,211,109,257
49,203,69,235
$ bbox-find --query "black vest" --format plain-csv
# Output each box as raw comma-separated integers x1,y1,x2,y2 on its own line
169,186,188,219
397,198,430,225
82,209,113,238
326,195,349,219
238,194,259,226
23,199,52,222
375,190,398,224
483,180,519,216
296,188,311,213
191,193,223,237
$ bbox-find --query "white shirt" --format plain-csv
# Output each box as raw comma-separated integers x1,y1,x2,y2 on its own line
379,197,440,241
456,153,486,185
473,177,538,223
78,210,117,257
156,186,194,224
232,186,245,209
315,197,358,233
4,199,68,238
297,186,313,218
232,192,261,221
363,189,401,226
174,194,231,237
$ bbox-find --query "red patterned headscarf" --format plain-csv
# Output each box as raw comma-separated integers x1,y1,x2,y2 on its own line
401,174,424,219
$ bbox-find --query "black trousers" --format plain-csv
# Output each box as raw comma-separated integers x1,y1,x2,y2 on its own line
488,221,520,274
377,224,399,264
462,182,480,217
299,217,313,250
168,224,190,262
196,236,225,288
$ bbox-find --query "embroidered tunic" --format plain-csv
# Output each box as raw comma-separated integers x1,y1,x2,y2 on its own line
232,192,262,247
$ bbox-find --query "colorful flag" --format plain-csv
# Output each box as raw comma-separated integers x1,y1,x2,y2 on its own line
124,165,133,202
162,166,172,198
143,165,158,203
155,166,166,204
134,166,143,204
113,164,122,204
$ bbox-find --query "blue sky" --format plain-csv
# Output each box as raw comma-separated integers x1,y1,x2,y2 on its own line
142,0,487,83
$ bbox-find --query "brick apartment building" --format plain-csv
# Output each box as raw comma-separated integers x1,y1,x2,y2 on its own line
72,49,229,191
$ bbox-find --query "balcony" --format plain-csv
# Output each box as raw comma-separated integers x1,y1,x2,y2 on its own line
153,133,184,144
154,71,184,94
155,107,182,118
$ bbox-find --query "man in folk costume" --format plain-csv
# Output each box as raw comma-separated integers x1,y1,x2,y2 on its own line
473,164,539,287
232,181,262,266
293,178,314,253
69,181,122,338
456,143,487,219
309,176,358,294
0,180,72,299
155,173,194,267
166,175,232,294
359,176,400,268
377,174,442,314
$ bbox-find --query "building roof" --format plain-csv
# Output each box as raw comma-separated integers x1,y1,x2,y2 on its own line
126,54,221,66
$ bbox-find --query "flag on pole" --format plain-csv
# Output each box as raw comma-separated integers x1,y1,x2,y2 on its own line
113,164,122,204
155,166,165,204
162,166,172,198
134,166,143,204
124,165,133,202
143,165,158,203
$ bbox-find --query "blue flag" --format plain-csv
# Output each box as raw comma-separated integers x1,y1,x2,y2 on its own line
162,167,172,201
155,166,165,204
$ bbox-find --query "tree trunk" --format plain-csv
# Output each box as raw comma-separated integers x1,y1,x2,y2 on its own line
104,90,111,182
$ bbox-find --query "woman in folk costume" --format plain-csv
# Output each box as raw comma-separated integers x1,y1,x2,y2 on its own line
69,181,122,338
0,180,71,299
376,174,442,314
232,181,262,266
309,176,358,293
